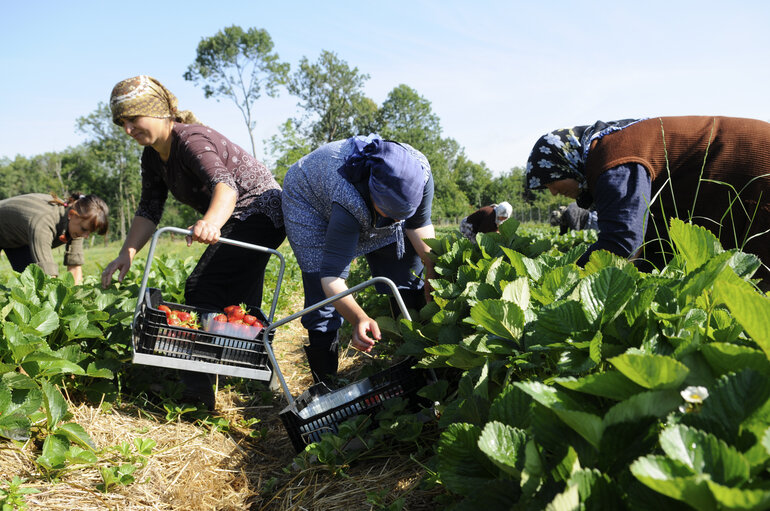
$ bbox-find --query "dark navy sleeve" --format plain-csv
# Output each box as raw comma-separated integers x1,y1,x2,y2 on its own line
319,203,361,279
577,163,651,266
404,173,434,229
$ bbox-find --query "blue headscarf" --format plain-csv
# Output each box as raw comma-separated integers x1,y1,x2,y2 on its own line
338,134,424,220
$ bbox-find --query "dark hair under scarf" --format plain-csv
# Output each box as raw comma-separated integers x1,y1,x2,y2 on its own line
525,119,643,207
337,135,425,220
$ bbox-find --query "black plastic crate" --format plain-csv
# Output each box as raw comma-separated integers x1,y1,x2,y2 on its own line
133,288,273,374
279,357,435,452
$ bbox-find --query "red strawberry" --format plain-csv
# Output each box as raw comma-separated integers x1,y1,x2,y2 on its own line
228,304,248,321
223,305,240,315
243,314,257,326
213,313,228,322
158,304,171,314
167,315,182,327
176,310,191,322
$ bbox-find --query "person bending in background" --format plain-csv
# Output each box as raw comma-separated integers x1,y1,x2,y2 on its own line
101,75,285,409
281,134,436,385
459,202,512,242
526,116,770,289
0,192,109,284
549,202,598,235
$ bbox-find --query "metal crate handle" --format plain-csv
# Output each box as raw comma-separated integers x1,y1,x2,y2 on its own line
132,226,285,330
262,276,412,405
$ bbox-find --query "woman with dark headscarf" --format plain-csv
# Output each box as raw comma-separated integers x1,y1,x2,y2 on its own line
525,116,770,288
282,134,436,384
0,192,109,284
101,75,285,409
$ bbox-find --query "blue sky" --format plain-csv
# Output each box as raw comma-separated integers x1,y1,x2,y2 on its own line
1,1,769,174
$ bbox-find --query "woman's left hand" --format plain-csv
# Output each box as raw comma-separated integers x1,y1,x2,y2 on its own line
187,219,221,245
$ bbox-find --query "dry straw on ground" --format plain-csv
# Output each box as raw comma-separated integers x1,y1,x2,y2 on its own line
0,297,439,510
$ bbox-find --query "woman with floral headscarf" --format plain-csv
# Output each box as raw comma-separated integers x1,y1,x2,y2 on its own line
101,75,285,409
281,134,436,385
525,116,770,289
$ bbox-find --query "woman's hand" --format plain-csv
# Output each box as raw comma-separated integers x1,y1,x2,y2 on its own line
186,219,221,245
101,252,132,288
350,316,381,353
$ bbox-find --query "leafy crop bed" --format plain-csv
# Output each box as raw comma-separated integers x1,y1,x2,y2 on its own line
2,219,770,510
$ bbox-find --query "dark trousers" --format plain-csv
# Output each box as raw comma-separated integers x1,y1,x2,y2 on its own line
184,214,285,311
299,240,425,383
1,246,35,273
180,214,285,406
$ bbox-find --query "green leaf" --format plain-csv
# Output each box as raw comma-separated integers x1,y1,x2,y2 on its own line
603,390,682,427
501,248,543,281
713,277,770,359
705,480,770,510
630,455,716,511
436,423,498,496
669,219,720,272
42,380,68,429
531,301,592,344
501,277,530,310
545,483,580,511
660,425,749,486
38,433,70,471
608,353,689,390
477,421,528,477
516,381,604,449
55,422,96,450
684,369,770,441
555,372,646,401
28,307,60,336
579,267,636,325
468,299,524,341
701,342,770,377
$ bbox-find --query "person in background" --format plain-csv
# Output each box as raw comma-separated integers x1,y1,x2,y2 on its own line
281,134,436,385
0,192,109,284
526,116,770,289
101,75,285,409
459,202,513,242
549,202,598,235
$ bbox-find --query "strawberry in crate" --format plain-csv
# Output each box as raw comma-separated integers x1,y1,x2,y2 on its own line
158,304,201,329
205,304,263,339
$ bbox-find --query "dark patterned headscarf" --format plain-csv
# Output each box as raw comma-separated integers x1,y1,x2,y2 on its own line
525,119,643,206
109,75,200,126
338,134,425,220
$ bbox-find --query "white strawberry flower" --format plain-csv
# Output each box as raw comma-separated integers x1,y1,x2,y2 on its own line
681,386,709,404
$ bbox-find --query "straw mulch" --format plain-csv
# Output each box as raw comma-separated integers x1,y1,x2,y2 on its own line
0,300,441,510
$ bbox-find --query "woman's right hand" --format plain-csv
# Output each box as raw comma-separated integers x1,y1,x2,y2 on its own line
350,316,381,353
101,252,132,288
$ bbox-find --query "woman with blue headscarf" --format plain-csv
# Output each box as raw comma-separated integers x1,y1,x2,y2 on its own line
525,116,770,289
282,134,436,384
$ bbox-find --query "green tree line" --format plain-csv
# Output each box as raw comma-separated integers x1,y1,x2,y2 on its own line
0,25,568,241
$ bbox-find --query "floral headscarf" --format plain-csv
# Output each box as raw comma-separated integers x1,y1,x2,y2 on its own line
109,75,199,126
525,119,643,206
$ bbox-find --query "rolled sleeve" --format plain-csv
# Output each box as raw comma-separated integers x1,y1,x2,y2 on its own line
63,238,84,266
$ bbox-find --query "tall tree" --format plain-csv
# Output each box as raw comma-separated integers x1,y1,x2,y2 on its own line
288,50,372,145
184,25,290,157
264,119,314,184
453,155,493,209
376,85,468,218
76,102,142,240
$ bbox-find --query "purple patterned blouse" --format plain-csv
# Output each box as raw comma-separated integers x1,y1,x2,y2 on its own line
136,123,283,228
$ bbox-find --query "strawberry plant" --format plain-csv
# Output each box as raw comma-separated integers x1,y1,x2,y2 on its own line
385,218,770,509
